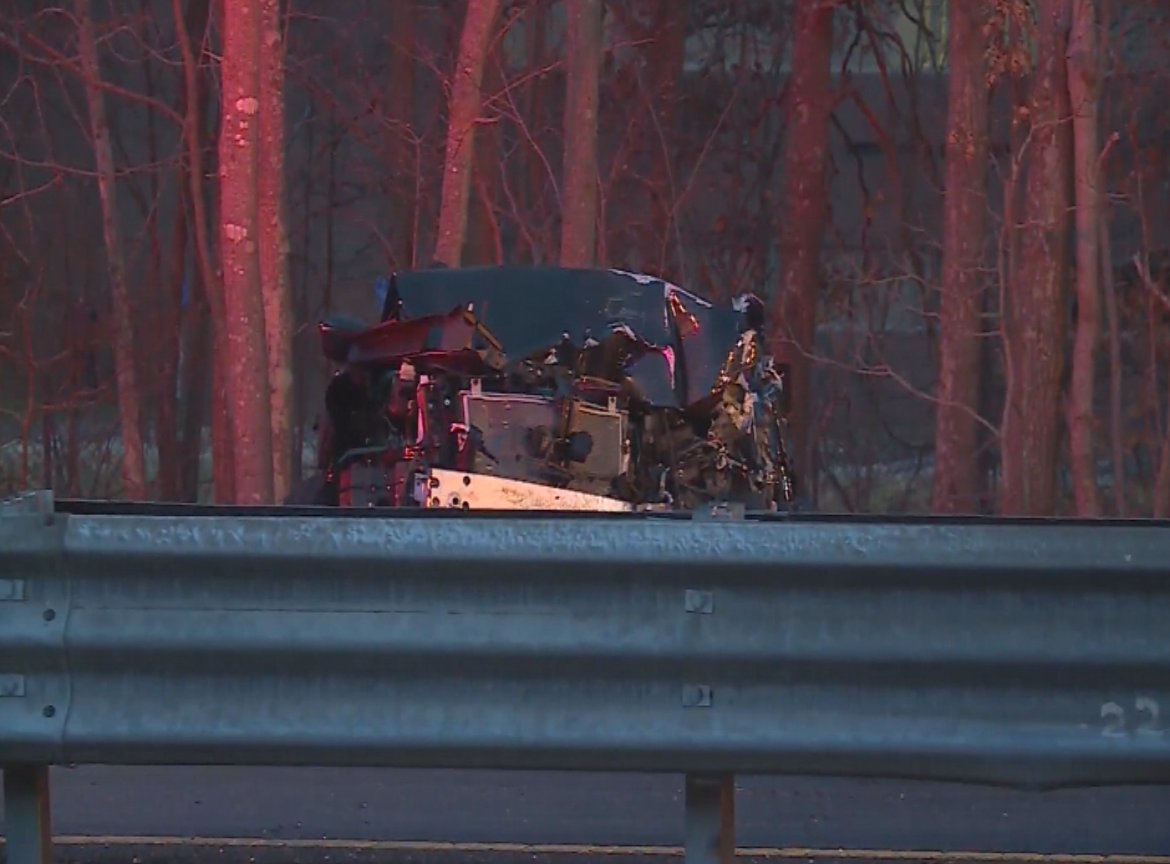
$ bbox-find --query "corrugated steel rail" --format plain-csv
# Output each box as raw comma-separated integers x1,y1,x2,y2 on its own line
3,489,1170,864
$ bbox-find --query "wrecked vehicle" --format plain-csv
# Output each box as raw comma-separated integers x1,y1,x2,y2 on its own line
290,265,798,512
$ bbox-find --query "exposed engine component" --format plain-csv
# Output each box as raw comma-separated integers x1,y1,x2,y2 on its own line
290,266,799,512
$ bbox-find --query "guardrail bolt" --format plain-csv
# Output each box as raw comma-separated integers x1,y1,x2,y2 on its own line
42,705,55,718
42,609,55,622
685,590,714,614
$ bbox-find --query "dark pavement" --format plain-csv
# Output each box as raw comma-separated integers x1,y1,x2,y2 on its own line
2,767,1169,859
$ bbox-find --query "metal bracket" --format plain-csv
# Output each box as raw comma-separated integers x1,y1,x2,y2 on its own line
1,674,26,697
685,589,714,614
0,578,26,601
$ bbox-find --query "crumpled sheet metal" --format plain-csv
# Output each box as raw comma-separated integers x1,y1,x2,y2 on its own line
380,266,742,411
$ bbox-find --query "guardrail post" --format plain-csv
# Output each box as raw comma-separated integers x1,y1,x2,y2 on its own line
684,773,734,864
2,765,53,864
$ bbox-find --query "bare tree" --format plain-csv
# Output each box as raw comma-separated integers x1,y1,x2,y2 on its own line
774,0,840,496
220,0,275,504
560,0,601,266
387,0,417,270
259,0,295,502
433,0,502,266
931,0,991,514
1065,0,1103,515
173,0,235,502
466,39,504,266
74,0,147,500
8,0,1169,516
1000,0,1073,516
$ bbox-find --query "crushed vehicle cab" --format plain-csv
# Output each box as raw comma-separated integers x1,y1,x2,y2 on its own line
289,266,799,512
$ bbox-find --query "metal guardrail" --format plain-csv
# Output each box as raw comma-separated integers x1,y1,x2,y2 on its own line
3,490,1170,864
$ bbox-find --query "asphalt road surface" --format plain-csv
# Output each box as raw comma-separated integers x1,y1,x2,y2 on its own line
2,767,1170,862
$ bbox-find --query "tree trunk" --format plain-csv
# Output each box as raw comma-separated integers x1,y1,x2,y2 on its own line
74,0,147,500
155,0,210,502
173,0,233,503
1065,0,1102,516
1157,351,1170,516
648,0,686,273
258,0,295,502
610,0,686,272
157,176,188,500
931,0,991,515
773,1,838,498
559,0,601,267
467,43,503,266
139,10,181,502
1100,218,1125,515
179,271,209,502
433,0,502,266
1142,255,1170,516
387,0,417,271
522,0,549,263
1000,0,1073,516
219,0,275,504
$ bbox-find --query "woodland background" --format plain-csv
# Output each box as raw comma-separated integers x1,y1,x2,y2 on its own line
0,0,1168,516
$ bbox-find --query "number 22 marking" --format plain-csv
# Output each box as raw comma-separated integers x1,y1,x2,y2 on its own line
1101,697,1163,738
